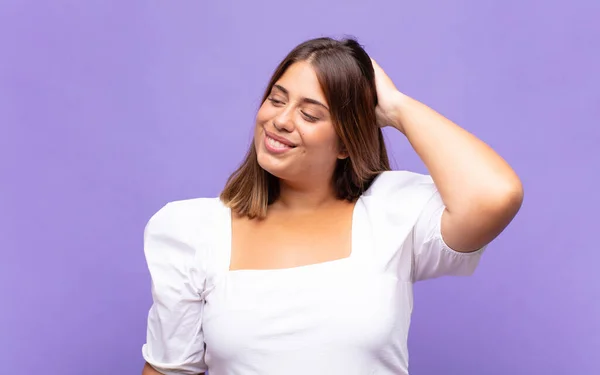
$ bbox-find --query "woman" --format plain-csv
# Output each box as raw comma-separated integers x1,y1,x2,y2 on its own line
141,37,523,375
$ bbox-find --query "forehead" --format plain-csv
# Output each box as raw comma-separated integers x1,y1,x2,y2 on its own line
274,61,327,104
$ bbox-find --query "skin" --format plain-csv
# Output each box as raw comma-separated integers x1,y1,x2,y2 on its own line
254,61,349,209
142,363,174,375
142,58,524,374
142,363,206,375
230,61,354,271
371,59,523,252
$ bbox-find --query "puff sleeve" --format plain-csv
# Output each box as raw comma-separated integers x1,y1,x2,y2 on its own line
411,186,486,282
141,202,208,375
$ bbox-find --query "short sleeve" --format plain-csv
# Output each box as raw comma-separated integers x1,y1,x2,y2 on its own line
411,188,486,282
141,203,208,375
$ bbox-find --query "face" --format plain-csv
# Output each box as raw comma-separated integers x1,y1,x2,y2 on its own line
254,61,347,183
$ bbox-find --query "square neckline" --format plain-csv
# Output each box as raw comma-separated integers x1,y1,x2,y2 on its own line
221,196,364,274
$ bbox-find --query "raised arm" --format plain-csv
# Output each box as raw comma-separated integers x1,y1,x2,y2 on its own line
372,59,523,252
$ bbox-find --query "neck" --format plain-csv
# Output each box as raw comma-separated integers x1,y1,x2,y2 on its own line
274,178,338,212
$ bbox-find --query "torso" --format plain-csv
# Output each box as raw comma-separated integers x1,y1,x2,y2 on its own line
143,171,483,375
194,172,460,375
202,195,413,375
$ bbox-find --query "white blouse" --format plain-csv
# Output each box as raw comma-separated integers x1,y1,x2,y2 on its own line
141,171,486,375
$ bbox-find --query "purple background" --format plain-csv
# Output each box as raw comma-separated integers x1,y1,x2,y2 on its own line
2,1,598,374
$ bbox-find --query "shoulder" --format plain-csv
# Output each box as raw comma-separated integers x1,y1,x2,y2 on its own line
143,197,227,289
146,196,223,230
358,170,441,232
144,197,225,253
363,170,438,205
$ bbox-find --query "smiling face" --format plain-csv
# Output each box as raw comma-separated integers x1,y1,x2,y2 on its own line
221,37,391,218
254,61,347,183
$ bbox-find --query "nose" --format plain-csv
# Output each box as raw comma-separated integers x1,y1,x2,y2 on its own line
273,107,295,133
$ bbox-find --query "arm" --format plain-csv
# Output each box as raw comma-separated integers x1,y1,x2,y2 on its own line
141,202,209,375
142,362,205,375
373,60,524,252
142,363,163,375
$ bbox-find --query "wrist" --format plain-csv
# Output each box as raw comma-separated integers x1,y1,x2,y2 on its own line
388,91,409,132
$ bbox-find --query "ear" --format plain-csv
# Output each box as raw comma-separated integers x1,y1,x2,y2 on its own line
337,145,349,159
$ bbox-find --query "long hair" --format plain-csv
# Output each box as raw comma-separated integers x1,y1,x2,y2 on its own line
220,37,391,218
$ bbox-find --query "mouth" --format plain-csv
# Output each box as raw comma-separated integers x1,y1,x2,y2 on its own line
264,130,297,153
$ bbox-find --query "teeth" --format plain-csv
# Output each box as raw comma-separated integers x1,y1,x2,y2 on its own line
267,136,291,149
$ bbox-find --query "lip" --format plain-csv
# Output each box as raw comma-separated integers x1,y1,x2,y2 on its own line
264,130,296,147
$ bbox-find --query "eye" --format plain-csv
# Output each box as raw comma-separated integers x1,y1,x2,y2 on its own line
301,111,319,122
268,97,285,106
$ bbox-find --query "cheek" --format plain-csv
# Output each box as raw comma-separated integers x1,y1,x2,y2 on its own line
255,101,274,124
303,124,340,153
254,104,270,138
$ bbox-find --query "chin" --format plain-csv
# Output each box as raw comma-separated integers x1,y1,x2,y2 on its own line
256,149,290,180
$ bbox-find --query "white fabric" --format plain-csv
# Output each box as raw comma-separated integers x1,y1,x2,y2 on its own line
142,170,486,375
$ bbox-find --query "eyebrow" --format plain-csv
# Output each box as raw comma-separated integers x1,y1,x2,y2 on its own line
272,84,330,111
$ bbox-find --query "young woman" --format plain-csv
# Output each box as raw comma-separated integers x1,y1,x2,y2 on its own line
141,37,523,375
